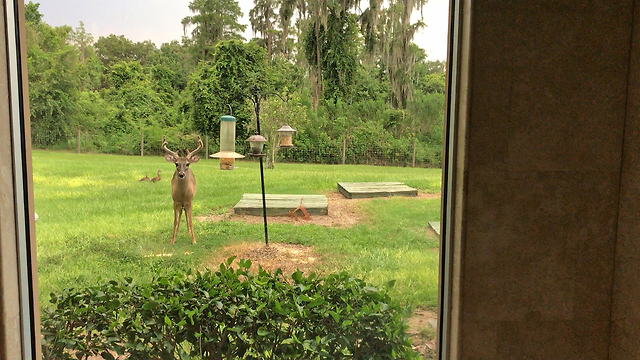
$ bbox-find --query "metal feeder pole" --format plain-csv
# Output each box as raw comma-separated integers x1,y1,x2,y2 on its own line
253,90,269,245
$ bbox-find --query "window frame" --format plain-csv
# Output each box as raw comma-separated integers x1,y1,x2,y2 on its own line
1,0,465,358
1,0,41,359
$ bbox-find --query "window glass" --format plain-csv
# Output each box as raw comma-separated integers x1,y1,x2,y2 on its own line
21,1,451,359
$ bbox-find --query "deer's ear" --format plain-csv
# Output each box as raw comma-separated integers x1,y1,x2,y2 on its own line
190,155,200,163
164,154,176,163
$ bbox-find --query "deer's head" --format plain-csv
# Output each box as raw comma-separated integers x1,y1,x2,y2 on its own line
162,136,203,179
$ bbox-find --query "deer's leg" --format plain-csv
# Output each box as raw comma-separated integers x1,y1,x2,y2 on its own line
170,203,182,244
185,204,196,244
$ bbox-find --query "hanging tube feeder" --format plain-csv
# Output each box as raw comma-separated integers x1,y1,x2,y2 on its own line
210,115,244,169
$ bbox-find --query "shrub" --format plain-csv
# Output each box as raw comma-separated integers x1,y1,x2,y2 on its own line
41,257,419,360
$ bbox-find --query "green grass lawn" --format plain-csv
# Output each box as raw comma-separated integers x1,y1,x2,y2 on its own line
32,150,442,309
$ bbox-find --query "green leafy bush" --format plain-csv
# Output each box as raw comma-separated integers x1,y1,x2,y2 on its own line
41,257,419,360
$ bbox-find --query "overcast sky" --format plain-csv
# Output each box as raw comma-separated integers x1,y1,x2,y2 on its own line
37,0,449,61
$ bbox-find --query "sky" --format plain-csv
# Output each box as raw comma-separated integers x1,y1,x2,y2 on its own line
37,0,449,61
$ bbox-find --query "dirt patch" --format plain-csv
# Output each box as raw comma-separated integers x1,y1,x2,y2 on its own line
205,242,322,276
407,309,438,359
196,192,440,228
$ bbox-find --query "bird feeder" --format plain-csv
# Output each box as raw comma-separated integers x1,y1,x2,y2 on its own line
246,135,267,157
277,125,296,148
210,115,244,170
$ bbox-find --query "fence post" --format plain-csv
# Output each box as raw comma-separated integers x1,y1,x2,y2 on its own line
140,131,144,157
205,135,209,159
77,128,81,153
342,136,346,164
271,140,277,169
412,137,416,167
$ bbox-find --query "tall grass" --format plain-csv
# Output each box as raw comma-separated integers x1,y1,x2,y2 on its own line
32,150,442,308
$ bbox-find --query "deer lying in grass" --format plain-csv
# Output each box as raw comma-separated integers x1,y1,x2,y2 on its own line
162,135,202,244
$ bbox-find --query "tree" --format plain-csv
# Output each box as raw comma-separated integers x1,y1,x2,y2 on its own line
147,40,195,91
25,1,43,25
303,3,359,160
302,0,360,107
181,0,246,61
249,0,278,58
70,22,102,91
94,34,134,69
414,59,446,94
25,4,80,146
359,0,381,64
278,0,296,57
403,88,445,166
317,7,359,105
22,0,444,166
95,35,157,70
303,0,328,107
104,61,172,155
257,94,308,168
378,1,426,109
269,54,305,94
189,40,270,141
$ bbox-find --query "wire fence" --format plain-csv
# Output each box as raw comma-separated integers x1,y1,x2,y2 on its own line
31,128,443,168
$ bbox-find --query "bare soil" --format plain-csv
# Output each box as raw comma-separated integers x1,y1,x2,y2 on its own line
196,192,440,228
407,309,438,359
204,241,322,276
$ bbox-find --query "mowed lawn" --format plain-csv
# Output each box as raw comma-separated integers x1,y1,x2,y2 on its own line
32,150,442,309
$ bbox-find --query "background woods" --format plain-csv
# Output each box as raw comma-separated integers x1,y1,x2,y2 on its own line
25,0,445,167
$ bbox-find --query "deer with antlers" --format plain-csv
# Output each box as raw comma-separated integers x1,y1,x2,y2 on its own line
162,135,203,244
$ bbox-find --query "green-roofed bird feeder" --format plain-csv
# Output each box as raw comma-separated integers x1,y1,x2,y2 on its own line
277,125,296,148
210,115,244,170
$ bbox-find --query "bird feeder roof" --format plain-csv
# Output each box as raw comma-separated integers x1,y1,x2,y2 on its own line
277,125,297,133
210,151,245,159
246,135,267,142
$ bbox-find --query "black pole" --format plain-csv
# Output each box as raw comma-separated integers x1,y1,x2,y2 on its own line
254,90,269,245
259,157,268,245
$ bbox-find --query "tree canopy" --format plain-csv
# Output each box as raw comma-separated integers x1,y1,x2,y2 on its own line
181,0,247,61
25,0,446,167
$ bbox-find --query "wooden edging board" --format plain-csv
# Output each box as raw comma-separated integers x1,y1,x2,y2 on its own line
233,194,328,216
337,182,418,199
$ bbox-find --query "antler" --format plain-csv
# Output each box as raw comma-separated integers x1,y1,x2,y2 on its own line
162,135,179,159
187,136,203,160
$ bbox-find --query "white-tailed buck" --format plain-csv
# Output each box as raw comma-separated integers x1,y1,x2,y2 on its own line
162,135,202,244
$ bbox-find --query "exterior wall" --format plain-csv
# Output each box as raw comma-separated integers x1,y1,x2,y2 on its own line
453,0,635,358
610,1,640,359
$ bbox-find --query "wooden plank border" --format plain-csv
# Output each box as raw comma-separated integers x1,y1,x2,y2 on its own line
337,182,418,199
233,194,328,216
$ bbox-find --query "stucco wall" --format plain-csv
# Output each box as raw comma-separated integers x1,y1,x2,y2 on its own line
454,1,635,358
